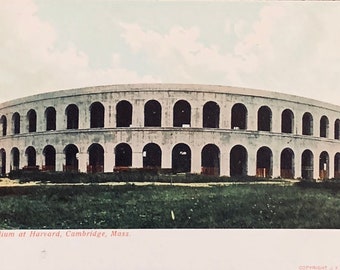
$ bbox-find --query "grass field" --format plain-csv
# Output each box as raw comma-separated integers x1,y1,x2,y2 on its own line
0,181,339,229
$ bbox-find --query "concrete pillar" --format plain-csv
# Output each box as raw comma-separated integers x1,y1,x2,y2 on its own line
314,115,321,138
56,152,64,172
132,100,144,127
248,148,257,176
36,107,45,132
78,152,88,173
247,106,257,131
295,151,302,179
220,150,229,176
272,108,281,133
163,99,172,127
162,146,171,170
37,148,43,170
104,103,112,129
132,150,143,168
78,103,88,129
272,150,281,178
192,106,201,128
110,105,117,128
329,154,334,179
104,146,114,172
220,103,229,130
56,106,65,131
5,152,11,174
191,146,201,174
294,111,302,135
314,154,319,180
329,119,335,140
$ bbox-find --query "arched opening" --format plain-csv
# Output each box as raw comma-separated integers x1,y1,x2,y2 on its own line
257,106,272,131
301,150,313,180
280,148,295,179
256,147,273,178
173,100,191,127
231,103,247,130
1,115,7,136
43,145,56,171
144,100,161,127
203,101,219,128
27,109,37,133
64,144,79,172
230,145,248,177
115,143,132,168
88,143,104,173
334,153,340,179
302,112,313,136
334,119,340,140
12,112,20,134
45,107,56,131
66,104,79,129
116,100,132,127
201,144,220,176
0,149,6,176
11,148,20,171
281,109,294,133
320,115,329,138
25,146,37,169
143,143,161,170
319,151,329,180
90,102,104,128
172,143,191,173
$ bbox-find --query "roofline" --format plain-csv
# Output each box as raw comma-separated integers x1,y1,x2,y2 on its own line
0,83,339,112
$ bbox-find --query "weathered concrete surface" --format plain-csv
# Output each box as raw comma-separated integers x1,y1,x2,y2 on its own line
0,84,339,179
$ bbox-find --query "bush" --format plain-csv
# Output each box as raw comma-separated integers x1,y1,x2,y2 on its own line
8,170,287,184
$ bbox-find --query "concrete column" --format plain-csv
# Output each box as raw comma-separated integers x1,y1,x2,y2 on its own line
104,103,116,129
272,108,281,133
36,107,45,132
192,106,201,128
247,106,257,131
37,148,43,170
329,119,335,139
56,152,64,172
163,99,172,127
104,146,114,172
191,146,201,174
295,151,302,179
78,103,88,129
132,150,143,168
132,100,144,127
294,111,302,135
248,148,257,176
21,150,27,168
162,146,171,170
56,106,65,131
314,154,319,180
328,155,334,179
272,150,281,178
78,152,88,173
111,105,117,128
314,115,321,138
220,103,229,129
220,150,229,176
5,152,11,174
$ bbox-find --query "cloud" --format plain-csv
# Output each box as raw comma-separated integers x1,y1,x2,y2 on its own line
119,22,260,85
1,1,340,105
0,0,160,102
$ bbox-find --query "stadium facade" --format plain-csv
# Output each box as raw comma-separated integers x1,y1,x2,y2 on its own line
0,84,339,180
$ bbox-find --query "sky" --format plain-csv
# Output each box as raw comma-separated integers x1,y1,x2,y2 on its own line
1,0,340,105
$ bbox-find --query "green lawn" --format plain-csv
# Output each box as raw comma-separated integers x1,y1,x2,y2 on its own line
0,183,339,229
